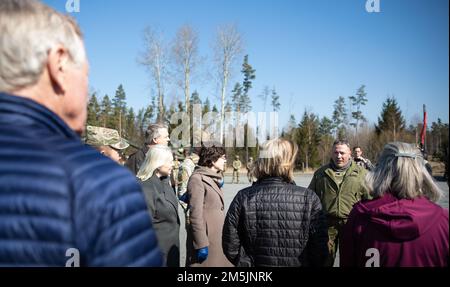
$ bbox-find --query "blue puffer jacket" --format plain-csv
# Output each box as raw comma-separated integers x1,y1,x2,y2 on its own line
0,93,163,266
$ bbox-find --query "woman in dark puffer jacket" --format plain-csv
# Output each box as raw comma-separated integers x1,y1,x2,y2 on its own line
222,138,328,267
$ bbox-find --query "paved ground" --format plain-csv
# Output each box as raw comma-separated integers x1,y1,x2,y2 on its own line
177,173,449,267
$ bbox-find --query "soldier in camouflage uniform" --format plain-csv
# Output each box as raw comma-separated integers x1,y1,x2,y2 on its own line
178,152,200,226
231,155,242,184
85,125,129,164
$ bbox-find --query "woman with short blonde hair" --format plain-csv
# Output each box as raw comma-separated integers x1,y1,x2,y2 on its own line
341,142,448,267
137,145,180,267
251,138,298,182
223,138,328,267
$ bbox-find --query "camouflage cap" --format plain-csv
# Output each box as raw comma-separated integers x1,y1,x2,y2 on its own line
86,126,129,150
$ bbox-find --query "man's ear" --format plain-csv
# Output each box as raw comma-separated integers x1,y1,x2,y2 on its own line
47,45,70,95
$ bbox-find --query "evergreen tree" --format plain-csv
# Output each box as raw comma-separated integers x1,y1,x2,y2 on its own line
126,107,137,142
349,85,368,137
318,116,335,165
319,116,334,137
332,96,347,139
87,92,100,126
241,54,255,114
112,84,127,134
271,87,280,112
203,98,211,114
295,111,320,169
231,83,243,112
376,96,405,141
190,90,202,107
100,94,113,128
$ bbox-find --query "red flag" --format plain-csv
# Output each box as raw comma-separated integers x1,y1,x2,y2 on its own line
420,105,427,148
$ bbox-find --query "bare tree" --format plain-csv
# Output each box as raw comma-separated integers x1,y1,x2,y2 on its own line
172,24,200,113
139,26,168,123
213,24,243,143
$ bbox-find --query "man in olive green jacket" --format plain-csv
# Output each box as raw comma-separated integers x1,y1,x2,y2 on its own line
308,139,370,267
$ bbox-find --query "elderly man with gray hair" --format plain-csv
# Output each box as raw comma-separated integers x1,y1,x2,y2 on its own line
126,123,170,175
0,0,162,266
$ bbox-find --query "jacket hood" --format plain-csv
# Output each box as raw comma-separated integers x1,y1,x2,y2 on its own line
355,193,445,240
194,166,223,179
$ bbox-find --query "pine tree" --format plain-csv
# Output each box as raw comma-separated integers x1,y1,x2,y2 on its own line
318,116,334,165
203,98,211,114
376,96,405,141
240,54,254,114
112,84,127,135
284,114,297,142
271,87,280,112
126,107,137,142
231,83,243,112
87,92,100,126
190,90,202,107
100,94,113,128
349,85,368,137
295,111,320,170
332,96,348,139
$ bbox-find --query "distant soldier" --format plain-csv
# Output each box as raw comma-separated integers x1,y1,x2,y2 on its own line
353,146,374,171
232,155,242,184
246,157,254,183
86,125,129,164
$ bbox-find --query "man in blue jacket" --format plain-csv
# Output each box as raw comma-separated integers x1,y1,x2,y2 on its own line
0,0,163,267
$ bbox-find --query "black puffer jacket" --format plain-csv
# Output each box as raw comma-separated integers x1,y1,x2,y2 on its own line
222,177,328,267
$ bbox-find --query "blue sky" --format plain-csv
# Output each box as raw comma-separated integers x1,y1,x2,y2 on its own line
43,0,449,129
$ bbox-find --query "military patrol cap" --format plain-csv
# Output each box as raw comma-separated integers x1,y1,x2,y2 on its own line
86,126,129,150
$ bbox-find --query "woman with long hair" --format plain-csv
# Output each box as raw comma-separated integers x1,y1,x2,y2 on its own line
137,145,180,267
341,142,448,267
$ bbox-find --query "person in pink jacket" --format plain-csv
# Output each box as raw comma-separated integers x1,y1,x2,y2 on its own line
341,142,448,267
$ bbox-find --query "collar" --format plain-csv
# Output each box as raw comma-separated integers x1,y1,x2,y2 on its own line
0,92,79,139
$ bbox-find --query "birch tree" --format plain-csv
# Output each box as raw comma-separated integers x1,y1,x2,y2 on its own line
139,26,168,123
172,24,199,113
213,24,242,143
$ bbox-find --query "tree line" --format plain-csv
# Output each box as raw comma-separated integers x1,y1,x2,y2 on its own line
282,85,449,170
85,23,448,170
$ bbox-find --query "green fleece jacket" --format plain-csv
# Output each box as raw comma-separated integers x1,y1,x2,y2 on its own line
308,161,370,220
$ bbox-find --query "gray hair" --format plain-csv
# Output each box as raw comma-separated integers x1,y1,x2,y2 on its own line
0,0,86,92
145,123,168,145
365,142,442,202
333,139,351,149
136,145,173,181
